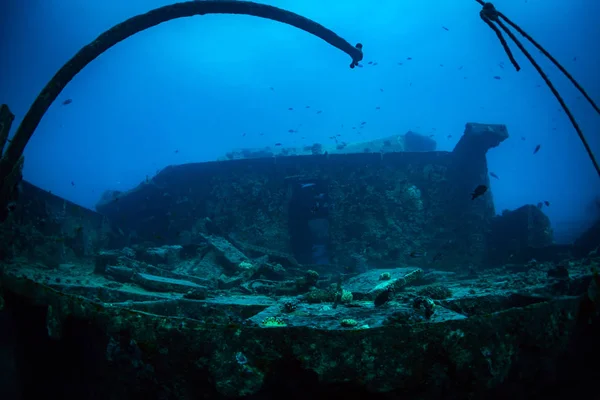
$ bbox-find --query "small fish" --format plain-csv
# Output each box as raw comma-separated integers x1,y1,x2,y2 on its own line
471,184,488,200
288,129,295,133
174,149,179,153
316,110,322,114
288,107,293,111
493,76,501,80
274,143,282,146
521,136,526,141
490,172,499,180
447,135,452,139
374,287,394,307
432,252,443,262
533,144,541,154
301,183,316,189
360,121,366,125
62,99,73,105
442,26,449,31
544,201,550,207
375,106,381,110
409,251,427,258
407,57,412,60
537,202,544,209
71,181,75,186
314,193,325,200
367,61,373,65
380,88,384,92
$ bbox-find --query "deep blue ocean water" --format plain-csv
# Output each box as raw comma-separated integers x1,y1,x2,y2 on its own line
1,0,598,241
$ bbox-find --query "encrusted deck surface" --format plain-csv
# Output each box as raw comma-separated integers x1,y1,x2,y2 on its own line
1,256,594,397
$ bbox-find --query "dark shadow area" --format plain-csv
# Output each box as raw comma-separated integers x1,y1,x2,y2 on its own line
248,358,378,400
288,179,330,265
0,287,599,400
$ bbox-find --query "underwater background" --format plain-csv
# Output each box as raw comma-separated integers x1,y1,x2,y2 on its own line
2,1,600,399
0,0,599,242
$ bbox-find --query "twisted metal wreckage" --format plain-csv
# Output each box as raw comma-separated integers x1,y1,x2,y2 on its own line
0,0,598,224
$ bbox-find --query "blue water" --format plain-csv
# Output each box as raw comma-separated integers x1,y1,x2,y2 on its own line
0,0,598,242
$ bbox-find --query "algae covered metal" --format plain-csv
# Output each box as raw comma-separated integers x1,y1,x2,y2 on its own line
96,123,508,271
1,121,598,398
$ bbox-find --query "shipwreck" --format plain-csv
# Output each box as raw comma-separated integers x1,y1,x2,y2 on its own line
1,1,600,399
1,120,599,399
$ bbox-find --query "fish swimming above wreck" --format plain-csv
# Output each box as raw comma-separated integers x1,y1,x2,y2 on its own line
471,184,488,200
